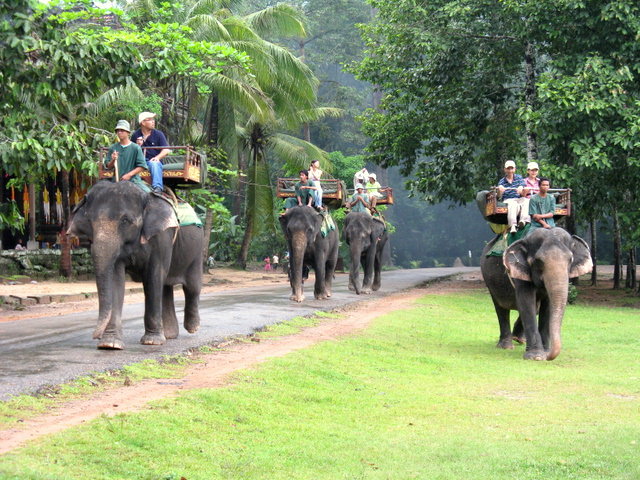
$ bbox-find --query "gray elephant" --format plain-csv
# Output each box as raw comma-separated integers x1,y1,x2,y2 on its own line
343,212,388,294
279,206,339,302
480,227,592,360
67,181,203,349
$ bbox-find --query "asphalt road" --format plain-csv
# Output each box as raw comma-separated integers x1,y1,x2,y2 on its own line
0,267,477,400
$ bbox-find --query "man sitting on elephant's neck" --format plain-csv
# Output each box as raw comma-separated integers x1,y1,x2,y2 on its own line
283,170,316,214
527,177,555,235
497,160,530,234
347,184,371,214
104,120,148,188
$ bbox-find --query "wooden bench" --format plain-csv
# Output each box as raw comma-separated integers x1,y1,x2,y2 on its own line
276,178,348,209
478,188,571,225
98,146,206,189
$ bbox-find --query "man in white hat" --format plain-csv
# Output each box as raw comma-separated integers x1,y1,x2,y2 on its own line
131,112,170,193
366,172,384,208
353,167,369,190
347,183,371,214
497,160,530,233
104,120,147,185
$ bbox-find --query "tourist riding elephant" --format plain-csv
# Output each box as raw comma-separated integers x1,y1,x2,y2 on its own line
279,206,339,302
480,227,592,360
67,181,203,349
343,212,388,294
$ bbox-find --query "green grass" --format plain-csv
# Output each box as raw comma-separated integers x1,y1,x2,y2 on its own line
1,290,639,479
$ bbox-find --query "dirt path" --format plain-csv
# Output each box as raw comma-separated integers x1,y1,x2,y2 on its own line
0,277,483,455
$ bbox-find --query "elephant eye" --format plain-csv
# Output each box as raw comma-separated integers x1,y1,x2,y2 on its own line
120,216,132,226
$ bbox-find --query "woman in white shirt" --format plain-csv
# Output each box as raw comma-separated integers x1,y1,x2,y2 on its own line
308,160,323,209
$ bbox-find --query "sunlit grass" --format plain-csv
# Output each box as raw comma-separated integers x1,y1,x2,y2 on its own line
1,290,638,479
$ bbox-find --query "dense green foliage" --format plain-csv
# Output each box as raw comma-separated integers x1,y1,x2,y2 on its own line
1,289,639,478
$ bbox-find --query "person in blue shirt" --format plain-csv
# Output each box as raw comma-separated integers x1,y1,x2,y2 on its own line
131,112,170,193
497,160,531,233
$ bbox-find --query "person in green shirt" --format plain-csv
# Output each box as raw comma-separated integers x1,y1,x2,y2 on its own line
528,177,556,234
283,170,316,213
347,184,371,214
104,120,148,187
366,172,384,209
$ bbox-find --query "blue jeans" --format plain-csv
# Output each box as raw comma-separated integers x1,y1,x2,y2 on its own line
147,159,164,190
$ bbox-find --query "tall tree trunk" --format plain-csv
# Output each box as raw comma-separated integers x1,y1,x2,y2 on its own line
236,212,253,269
524,42,538,163
625,248,636,290
612,209,622,289
29,183,36,247
59,170,72,277
205,93,219,146
590,219,597,286
232,150,247,218
298,40,311,143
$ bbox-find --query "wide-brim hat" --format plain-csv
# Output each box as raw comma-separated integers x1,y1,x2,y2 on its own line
504,160,516,168
114,120,131,132
368,172,377,180
138,112,156,124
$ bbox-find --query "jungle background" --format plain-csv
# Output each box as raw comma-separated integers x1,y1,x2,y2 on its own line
0,0,637,290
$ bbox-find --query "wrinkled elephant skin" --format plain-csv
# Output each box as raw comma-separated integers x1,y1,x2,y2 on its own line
279,207,339,302
481,228,592,360
67,181,203,349
344,212,388,295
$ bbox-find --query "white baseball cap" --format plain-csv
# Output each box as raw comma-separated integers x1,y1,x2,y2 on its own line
138,112,156,124
527,162,539,170
504,160,516,169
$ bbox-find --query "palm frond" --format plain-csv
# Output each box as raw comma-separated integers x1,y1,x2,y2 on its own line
89,85,145,117
200,73,273,122
245,155,275,237
244,4,307,38
270,133,330,173
187,14,232,42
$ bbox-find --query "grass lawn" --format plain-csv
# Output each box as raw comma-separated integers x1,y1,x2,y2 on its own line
1,289,638,479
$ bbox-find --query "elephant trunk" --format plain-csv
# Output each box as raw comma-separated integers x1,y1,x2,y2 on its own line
544,270,569,361
349,241,362,294
91,224,120,339
289,230,308,302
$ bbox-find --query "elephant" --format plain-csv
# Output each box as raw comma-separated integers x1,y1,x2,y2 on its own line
343,212,388,294
480,227,592,360
279,206,339,302
67,180,203,349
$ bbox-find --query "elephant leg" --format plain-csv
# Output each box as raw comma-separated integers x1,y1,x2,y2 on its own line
514,280,546,360
512,316,526,344
361,241,377,294
140,262,167,345
492,299,514,350
162,285,179,339
182,270,202,334
372,244,384,291
97,264,125,350
324,253,337,299
314,253,328,300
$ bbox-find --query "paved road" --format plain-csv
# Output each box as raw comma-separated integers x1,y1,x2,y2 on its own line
0,267,477,400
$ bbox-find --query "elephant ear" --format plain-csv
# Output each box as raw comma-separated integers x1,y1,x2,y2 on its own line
141,196,179,244
67,195,92,239
503,239,532,282
569,235,593,278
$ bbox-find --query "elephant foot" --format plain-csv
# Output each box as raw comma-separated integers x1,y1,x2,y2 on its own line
372,284,381,292
163,321,179,339
290,294,304,303
496,338,514,350
361,288,372,295
140,333,166,345
348,283,355,291
184,316,200,334
314,293,328,300
97,336,125,350
523,350,547,361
